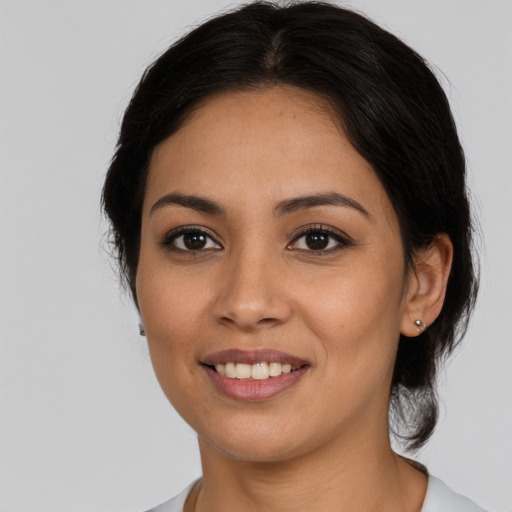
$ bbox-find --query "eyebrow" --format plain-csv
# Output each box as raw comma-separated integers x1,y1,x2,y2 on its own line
149,191,370,219
275,192,370,218
150,192,226,217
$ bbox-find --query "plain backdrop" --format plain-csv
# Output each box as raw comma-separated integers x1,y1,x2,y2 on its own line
1,1,511,511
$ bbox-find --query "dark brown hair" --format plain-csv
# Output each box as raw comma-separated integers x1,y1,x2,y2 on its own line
102,1,478,449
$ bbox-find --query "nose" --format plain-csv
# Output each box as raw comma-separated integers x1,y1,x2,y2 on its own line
212,247,292,332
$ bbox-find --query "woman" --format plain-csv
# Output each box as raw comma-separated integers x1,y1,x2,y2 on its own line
103,2,483,511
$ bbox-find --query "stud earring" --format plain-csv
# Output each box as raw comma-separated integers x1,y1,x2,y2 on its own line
415,319,426,333
139,324,146,337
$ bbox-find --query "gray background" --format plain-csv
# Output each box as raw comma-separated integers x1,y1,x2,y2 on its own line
1,1,510,511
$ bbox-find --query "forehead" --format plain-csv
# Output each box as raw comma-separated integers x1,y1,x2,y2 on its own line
145,86,392,220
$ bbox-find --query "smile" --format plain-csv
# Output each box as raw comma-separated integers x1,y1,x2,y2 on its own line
202,349,310,401
214,362,300,380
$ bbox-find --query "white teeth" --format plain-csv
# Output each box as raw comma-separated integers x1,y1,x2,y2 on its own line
251,362,269,380
225,362,236,379
235,363,251,379
214,361,300,380
269,362,282,377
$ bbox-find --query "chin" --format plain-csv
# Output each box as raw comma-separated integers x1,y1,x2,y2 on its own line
207,436,310,463
196,415,321,464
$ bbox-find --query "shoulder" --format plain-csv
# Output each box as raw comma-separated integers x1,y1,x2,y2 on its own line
145,480,199,512
422,476,488,512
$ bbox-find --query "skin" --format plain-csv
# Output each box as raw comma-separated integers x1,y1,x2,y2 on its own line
136,86,453,512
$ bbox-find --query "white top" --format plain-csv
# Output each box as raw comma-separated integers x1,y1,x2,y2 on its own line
146,475,487,511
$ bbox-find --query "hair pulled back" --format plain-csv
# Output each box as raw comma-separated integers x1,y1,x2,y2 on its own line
102,1,478,450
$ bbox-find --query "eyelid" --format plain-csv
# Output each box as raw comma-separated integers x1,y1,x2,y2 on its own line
159,223,351,252
160,225,223,251
287,224,353,251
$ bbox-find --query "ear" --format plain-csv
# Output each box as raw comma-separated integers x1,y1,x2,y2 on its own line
400,234,453,337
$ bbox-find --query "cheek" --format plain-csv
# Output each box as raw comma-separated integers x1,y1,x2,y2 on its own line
139,276,199,340
135,259,209,398
136,246,212,340
297,256,404,337
295,254,405,384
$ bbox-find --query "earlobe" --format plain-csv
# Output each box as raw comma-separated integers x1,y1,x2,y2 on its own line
414,319,427,334
400,234,453,337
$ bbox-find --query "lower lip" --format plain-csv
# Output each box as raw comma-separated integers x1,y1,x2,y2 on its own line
202,365,309,402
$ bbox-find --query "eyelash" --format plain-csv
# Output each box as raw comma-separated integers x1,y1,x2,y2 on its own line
160,226,222,252
160,225,352,254
288,225,352,253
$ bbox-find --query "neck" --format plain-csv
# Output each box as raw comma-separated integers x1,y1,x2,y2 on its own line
190,427,427,512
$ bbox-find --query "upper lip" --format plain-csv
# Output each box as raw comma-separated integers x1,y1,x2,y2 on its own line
202,349,310,367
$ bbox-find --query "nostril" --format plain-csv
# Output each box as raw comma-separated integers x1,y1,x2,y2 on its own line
220,316,236,325
258,317,279,325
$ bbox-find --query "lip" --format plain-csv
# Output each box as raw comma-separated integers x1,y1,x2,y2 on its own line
202,348,309,367
203,365,309,402
201,349,310,402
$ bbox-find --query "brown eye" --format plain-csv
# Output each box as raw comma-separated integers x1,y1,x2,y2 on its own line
305,232,329,250
289,227,350,253
183,232,208,250
163,228,222,252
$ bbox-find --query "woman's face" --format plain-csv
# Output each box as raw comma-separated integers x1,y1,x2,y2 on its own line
137,86,414,461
